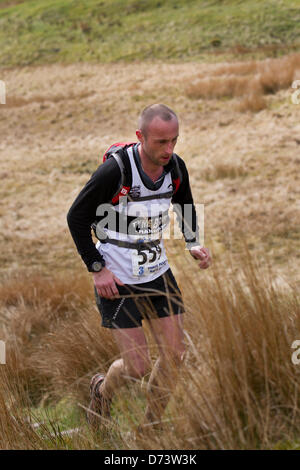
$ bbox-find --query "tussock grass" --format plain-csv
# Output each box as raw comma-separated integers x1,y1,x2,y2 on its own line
180,259,300,449
202,162,248,181
186,52,300,111
237,94,267,113
1,251,299,449
0,273,95,404
0,361,58,449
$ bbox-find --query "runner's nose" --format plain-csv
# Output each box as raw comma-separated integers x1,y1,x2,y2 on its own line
165,142,174,156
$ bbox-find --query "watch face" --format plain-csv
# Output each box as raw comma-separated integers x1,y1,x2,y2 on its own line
92,261,103,272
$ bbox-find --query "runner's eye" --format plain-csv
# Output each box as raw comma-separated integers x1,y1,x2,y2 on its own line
158,138,177,144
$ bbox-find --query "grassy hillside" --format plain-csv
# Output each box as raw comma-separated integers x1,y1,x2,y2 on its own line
0,0,300,66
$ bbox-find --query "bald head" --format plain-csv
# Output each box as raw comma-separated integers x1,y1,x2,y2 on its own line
138,104,178,136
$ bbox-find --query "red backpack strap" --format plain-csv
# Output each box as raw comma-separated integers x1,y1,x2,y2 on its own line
110,152,131,204
103,144,134,204
171,153,182,194
103,142,136,162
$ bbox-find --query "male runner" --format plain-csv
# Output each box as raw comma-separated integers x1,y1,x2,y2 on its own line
67,104,211,431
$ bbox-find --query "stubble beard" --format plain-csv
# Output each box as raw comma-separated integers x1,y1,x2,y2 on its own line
142,144,164,168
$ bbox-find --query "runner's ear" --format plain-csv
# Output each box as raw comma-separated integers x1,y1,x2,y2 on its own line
136,129,144,144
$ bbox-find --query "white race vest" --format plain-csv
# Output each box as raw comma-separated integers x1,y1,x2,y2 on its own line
96,146,172,284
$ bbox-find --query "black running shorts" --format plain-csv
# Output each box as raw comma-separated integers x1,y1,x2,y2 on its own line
94,268,184,329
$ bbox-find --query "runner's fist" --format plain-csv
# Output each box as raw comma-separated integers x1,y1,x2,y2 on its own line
93,267,124,299
189,246,212,269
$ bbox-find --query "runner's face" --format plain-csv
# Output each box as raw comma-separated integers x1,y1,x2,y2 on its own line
137,116,179,167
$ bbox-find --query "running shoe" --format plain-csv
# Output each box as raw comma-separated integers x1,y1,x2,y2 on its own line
86,373,111,430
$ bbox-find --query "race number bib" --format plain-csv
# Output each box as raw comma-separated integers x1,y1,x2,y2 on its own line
132,242,166,277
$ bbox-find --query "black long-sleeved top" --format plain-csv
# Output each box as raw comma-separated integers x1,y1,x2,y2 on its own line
67,149,199,271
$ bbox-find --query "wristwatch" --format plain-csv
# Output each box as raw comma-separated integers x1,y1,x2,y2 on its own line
90,261,105,273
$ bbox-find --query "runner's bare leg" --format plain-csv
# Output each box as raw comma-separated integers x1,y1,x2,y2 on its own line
143,314,185,426
98,327,151,405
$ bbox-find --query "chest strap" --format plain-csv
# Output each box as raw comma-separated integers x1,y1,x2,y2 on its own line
100,238,161,250
128,190,174,202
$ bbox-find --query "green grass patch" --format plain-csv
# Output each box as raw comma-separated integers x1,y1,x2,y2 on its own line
273,439,300,450
29,396,82,433
26,386,147,449
0,0,299,66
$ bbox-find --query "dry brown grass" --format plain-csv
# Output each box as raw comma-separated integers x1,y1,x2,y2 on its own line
0,363,53,449
186,75,263,100
0,273,121,404
4,91,95,108
237,94,267,113
177,255,300,449
201,162,248,181
186,52,300,112
0,252,299,449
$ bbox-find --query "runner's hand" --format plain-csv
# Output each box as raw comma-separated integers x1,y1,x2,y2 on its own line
189,246,212,269
93,267,124,299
